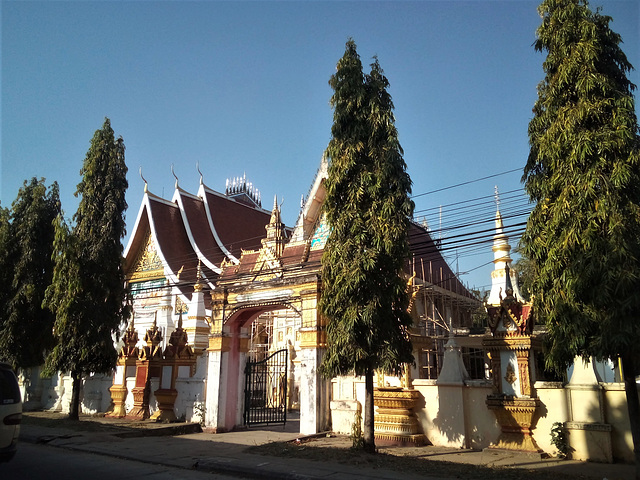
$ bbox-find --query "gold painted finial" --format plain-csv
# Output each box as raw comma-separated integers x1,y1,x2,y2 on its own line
140,167,148,193
194,260,203,292
171,164,179,189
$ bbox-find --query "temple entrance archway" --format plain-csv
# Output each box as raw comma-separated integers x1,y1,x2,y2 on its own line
205,274,331,435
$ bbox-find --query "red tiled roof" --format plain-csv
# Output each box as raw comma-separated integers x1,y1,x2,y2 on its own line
178,190,227,268
148,197,197,299
204,189,271,259
219,222,471,299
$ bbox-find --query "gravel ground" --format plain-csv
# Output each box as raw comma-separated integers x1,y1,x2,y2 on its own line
246,435,608,480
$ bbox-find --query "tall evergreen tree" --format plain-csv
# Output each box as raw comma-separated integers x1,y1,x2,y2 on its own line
522,0,640,470
320,40,414,453
0,205,14,362
0,179,60,370
44,118,129,420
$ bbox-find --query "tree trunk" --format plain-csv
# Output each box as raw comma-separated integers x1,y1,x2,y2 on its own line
68,371,81,421
621,353,640,480
363,367,376,454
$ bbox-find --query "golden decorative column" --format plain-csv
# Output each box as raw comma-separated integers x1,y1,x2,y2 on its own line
109,317,139,418
128,317,163,420
374,386,426,446
484,286,543,455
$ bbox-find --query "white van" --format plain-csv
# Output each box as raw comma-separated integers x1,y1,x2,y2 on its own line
0,363,21,462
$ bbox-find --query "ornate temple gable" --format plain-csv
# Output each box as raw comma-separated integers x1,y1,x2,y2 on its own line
262,196,287,255
486,290,534,337
290,156,328,244
251,248,283,281
228,199,288,282
130,230,164,282
309,212,330,250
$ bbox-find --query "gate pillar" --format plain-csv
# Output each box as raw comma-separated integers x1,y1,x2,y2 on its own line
205,324,250,432
206,333,230,432
299,328,330,435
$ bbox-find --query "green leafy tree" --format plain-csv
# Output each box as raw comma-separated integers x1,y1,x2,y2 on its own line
0,179,60,370
0,205,14,361
522,0,640,469
320,40,414,453
44,118,129,420
512,249,534,300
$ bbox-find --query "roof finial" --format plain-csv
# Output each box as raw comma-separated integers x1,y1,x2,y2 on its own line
194,259,203,292
139,167,148,193
171,164,179,189
494,185,500,213
196,161,203,185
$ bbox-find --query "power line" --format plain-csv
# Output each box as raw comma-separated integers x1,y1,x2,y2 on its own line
410,168,522,199
129,168,531,292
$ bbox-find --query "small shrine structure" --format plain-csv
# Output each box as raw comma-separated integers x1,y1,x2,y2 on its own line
484,204,542,454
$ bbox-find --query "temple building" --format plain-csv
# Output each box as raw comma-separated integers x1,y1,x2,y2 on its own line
110,157,479,433
16,161,638,462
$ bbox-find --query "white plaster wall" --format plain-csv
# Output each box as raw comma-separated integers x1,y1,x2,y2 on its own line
603,383,635,462
175,377,204,421
330,377,599,454
299,347,331,434
81,374,113,414
462,382,500,449
41,375,60,410
59,375,74,413
124,377,136,412
412,380,500,449
149,378,159,415
174,354,207,422
535,382,568,455
18,366,45,411
330,377,363,434
428,383,467,448
205,350,226,430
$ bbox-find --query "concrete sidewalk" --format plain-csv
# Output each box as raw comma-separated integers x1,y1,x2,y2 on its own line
18,412,635,480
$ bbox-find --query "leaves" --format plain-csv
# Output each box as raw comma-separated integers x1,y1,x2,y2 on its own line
0,178,60,369
44,118,130,377
522,0,640,372
320,40,414,379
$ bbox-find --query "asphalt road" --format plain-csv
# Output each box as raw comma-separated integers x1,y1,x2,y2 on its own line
2,442,243,480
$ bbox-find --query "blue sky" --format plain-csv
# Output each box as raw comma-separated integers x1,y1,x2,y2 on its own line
2,0,638,291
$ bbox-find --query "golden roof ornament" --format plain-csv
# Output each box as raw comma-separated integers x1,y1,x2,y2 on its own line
139,167,148,193
141,312,163,359
263,195,286,258
194,260,203,292
197,161,203,186
165,310,192,359
120,313,139,358
171,164,179,189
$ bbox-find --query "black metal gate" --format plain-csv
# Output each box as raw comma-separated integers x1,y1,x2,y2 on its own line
243,348,288,426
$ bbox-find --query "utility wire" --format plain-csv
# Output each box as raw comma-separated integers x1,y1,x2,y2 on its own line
411,168,522,199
